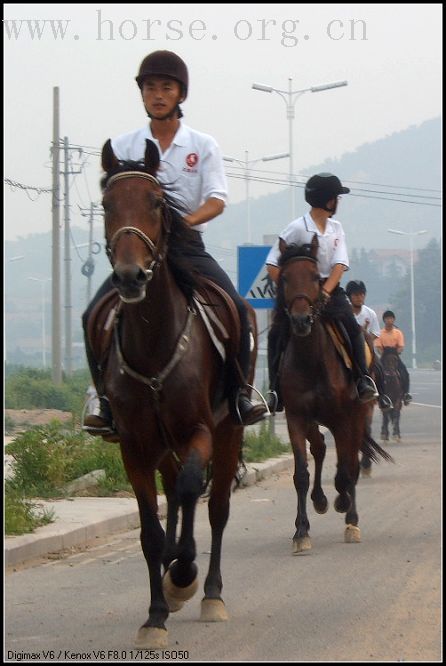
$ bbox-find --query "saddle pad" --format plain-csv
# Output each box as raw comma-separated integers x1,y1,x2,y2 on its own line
87,289,121,365
194,276,241,357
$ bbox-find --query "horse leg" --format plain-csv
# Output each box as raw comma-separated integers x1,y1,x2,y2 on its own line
287,414,311,554
200,419,241,622
332,422,361,543
158,454,180,571
393,409,401,441
360,408,373,477
381,411,389,441
163,425,212,612
120,445,169,649
308,424,328,514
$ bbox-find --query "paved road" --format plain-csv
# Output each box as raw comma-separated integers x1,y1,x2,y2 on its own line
5,371,441,662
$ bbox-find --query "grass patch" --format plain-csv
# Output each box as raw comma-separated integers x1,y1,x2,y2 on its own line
243,420,290,462
5,483,55,535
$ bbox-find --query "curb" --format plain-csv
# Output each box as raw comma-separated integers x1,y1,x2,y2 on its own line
5,454,295,569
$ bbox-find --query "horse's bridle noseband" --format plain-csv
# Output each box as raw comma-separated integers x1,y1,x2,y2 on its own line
104,171,169,278
280,255,324,322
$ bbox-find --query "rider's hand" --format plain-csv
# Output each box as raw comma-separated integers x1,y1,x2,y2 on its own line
320,289,331,305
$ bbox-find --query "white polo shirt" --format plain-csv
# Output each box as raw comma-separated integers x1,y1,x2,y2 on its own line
111,122,228,233
266,213,349,278
352,304,381,337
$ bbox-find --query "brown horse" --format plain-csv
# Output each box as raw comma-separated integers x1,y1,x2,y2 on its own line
94,138,258,648
380,347,404,441
276,237,392,552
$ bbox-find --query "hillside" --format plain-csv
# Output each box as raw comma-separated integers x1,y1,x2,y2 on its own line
5,117,442,365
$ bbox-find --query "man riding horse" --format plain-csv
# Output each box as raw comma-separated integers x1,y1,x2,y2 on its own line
83,50,267,436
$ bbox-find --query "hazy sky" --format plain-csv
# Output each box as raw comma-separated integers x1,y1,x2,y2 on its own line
4,3,442,242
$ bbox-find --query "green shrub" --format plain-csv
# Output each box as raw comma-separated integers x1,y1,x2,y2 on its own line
5,422,132,498
243,421,290,462
4,366,91,418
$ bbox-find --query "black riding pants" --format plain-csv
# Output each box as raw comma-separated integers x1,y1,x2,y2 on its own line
82,231,251,385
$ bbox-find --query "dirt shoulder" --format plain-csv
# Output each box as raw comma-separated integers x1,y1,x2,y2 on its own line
5,408,73,431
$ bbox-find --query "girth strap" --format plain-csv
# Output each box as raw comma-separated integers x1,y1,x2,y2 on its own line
113,305,196,394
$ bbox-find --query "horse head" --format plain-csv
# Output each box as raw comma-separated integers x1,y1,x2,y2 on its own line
278,234,321,337
381,346,400,372
101,139,168,303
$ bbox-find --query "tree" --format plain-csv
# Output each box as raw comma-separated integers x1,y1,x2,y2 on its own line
389,239,441,363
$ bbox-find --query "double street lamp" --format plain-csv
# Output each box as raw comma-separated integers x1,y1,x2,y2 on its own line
252,78,348,220
223,150,289,243
387,228,428,369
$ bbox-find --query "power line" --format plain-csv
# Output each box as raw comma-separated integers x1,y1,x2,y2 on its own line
225,172,442,207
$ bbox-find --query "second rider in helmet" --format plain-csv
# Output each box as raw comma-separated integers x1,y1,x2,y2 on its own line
265,173,379,411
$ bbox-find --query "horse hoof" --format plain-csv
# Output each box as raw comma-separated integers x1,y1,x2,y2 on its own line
200,598,229,622
162,567,199,612
135,626,168,649
313,499,329,514
334,495,351,513
393,436,401,442
344,524,361,543
361,467,372,478
293,536,312,554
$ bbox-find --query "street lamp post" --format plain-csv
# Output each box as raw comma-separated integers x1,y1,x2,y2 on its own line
252,78,348,220
387,228,428,369
223,150,288,243
28,277,52,369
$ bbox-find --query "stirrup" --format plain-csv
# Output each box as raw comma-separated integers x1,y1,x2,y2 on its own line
234,385,270,425
357,375,379,403
265,390,278,414
378,394,393,411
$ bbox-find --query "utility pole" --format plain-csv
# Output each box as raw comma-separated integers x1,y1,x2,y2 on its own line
80,203,103,306
52,87,62,385
62,137,81,377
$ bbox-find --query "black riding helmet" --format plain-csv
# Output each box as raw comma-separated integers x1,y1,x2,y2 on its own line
305,173,350,213
136,50,189,98
346,280,367,297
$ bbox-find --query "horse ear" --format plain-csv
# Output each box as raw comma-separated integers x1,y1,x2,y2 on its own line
279,238,288,255
310,233,319,259
144,139,160,175
101,139,118,173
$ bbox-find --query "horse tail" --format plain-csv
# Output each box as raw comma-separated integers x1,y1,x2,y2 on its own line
361,432,394,464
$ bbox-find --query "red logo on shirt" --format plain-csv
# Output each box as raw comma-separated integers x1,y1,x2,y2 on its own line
186,153,199,168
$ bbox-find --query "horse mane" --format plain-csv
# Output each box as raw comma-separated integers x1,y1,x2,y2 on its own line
101,161,199,300
278,242,316,267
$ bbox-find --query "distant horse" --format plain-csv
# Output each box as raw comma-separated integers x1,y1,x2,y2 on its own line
380,347,404,441
276,237,392,552
90,139,259,648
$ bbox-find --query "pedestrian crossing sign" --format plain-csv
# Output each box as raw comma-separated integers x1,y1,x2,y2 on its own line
238,245,275,309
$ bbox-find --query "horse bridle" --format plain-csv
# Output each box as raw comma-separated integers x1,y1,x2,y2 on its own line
104,171,170,280
280,255,325,322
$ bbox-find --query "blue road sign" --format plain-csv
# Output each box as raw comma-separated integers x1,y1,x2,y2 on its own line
238,245,275,309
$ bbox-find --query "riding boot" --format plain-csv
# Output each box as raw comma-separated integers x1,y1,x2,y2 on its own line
398,359,412,404
351,332,379,403
231,317,267,426
266,322,284,413
82,332,118,436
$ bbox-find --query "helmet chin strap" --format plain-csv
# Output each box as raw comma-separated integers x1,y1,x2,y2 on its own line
323,198,338,215
146,104,182,120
